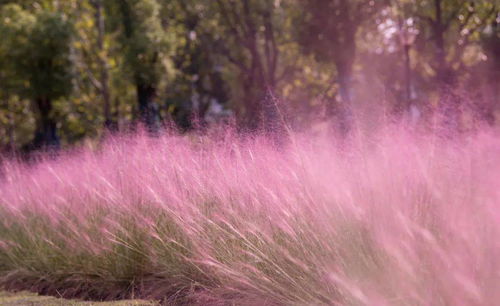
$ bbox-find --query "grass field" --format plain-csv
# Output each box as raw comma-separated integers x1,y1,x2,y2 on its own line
1,127,500,305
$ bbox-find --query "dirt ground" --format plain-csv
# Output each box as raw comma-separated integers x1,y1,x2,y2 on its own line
0,291,157,306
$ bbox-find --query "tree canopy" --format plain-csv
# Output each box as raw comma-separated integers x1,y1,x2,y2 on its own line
0,0,499,150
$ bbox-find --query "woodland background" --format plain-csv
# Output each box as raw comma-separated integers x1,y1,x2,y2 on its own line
0,0,499,151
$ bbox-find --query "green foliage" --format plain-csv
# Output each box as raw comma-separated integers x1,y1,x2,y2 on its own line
296,0,388,63
26,12,73,100
0,4,35,93
110,0,170,88
0,0,499,149
0,4,73,101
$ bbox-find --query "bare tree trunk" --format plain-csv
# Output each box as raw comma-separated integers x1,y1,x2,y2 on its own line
33,97,59,149
137,84,160,132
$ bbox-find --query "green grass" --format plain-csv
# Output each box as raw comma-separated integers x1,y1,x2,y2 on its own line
0,291,157,305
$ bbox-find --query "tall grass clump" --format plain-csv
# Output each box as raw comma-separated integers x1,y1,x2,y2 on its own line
1,126,500,305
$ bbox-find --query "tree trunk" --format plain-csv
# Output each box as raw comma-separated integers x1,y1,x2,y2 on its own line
434,0,447,83
335,60,354,135
241,82,263,132
481,53,499,125
137,84,160,132
403,44,412,111
493,57,500,121
33,97,59,149
113,97,121,131
241,76,285,138
486,20,500,125
433,0,450,86
433,0,459,131
92,0,114,130
7,111,15,152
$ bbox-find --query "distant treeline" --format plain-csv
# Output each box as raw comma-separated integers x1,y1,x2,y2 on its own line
0,0,498,150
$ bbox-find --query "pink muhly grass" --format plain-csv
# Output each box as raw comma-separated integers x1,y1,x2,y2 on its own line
0,126,499,304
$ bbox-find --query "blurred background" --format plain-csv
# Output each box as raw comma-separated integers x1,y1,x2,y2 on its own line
0,0,498,152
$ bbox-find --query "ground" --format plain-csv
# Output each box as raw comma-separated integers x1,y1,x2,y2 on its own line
0,291,157,306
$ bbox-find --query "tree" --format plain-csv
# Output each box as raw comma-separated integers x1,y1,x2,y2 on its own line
203,0,285,133
160,0,231,130
0,4,73,149
296,0,388,133
107,0,170,132
90,0,113,129
414,0,497,126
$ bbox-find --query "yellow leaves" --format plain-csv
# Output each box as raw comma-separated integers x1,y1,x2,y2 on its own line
75,15,94,36
108,57,117,68
84,15,95,29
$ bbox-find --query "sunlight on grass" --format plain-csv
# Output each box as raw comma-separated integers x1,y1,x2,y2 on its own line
1,127,500,304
